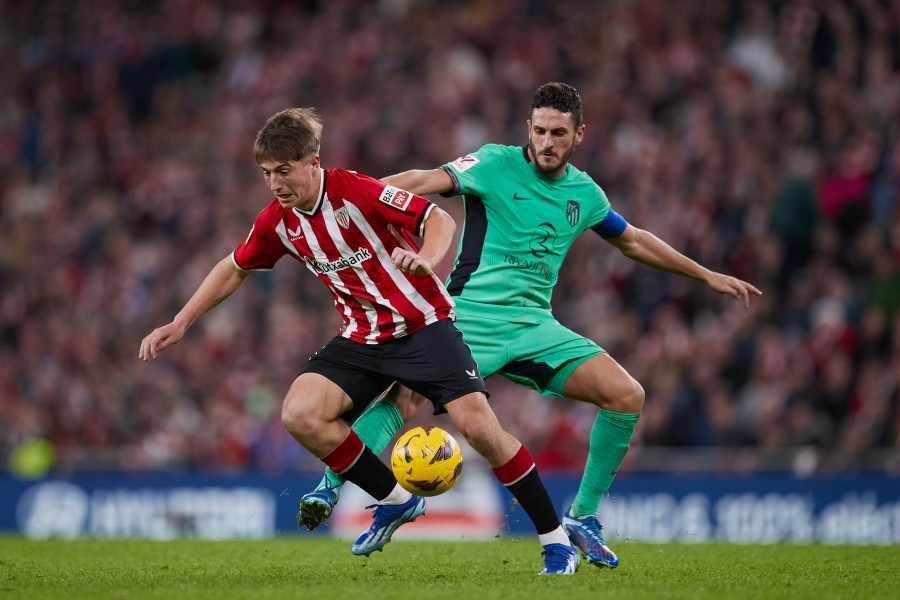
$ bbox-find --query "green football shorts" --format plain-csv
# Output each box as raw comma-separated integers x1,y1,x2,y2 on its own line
453,308,606,397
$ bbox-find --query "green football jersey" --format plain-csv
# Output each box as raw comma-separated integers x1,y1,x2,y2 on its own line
442,144,612,323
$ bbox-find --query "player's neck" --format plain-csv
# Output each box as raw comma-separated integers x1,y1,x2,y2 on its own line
296,167,323,212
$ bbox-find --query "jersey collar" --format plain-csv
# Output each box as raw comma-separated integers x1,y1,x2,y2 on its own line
293,168,327,218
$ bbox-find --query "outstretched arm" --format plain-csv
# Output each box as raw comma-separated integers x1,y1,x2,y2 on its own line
382,168,454,196
605,224,762,308
138,257,251,360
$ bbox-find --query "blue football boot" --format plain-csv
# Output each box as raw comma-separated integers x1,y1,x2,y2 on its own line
561,507,619,568
539,543,580,575
351,495,426,556
297,485,340,531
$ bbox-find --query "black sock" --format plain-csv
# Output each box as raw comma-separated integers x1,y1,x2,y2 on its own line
322,430,397,501
340,447,397,501
506,469,560,535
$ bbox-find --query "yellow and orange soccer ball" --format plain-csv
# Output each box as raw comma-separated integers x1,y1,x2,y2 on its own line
390,426,463,497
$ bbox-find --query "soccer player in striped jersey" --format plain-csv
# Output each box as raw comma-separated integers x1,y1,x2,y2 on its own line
139,107,579,574
300,83,762,568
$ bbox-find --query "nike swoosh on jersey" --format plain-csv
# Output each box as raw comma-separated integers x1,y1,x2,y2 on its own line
513,193,532,201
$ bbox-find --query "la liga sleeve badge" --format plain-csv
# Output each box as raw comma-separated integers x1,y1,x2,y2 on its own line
449,155,480,173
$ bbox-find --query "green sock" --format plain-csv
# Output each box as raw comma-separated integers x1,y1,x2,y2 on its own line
316,396,405,493
571,408,639,517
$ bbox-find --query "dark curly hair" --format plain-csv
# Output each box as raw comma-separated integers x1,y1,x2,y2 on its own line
530,82,583,127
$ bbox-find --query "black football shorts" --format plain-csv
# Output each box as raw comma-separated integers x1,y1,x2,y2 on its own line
298,318,488,422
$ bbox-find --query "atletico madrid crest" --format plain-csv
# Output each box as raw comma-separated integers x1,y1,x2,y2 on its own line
566,200,580,227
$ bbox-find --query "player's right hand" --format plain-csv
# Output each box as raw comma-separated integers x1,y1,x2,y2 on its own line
391,247,433,276
138,323,185,360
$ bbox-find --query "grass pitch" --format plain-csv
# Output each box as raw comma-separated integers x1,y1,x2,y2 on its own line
2,536,898,600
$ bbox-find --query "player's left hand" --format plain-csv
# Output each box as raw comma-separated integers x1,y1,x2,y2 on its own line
391,247,433,276
705,272,762,308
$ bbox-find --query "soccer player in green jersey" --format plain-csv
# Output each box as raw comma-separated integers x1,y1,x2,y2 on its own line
298,82,762,568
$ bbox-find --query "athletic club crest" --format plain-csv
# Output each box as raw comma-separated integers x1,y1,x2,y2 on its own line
566,200,580,226
334,206,351,229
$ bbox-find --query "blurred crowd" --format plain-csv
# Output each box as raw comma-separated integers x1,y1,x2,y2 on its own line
1,0,898,476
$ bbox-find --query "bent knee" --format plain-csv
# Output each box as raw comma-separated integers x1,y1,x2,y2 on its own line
450,403,500,451
620,378,645,413
281,399,318,440
456,419,495,449
596,377,644,414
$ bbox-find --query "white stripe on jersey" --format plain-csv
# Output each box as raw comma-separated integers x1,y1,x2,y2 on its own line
275,219,358,338
287,213,364,340
303,212,365,340
274,221,301,258
321,199,400,342
388,217,454,296
344,201,449,328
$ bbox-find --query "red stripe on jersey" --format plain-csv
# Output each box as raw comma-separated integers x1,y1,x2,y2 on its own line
233,168,455,344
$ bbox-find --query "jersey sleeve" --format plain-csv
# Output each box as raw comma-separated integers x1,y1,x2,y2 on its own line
337,169,435,236
441,144,504,198
232,202,289,271
584,182,616,232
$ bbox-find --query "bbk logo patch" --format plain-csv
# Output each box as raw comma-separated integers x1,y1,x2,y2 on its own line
450,155,479,173
379,186,412,210
566,200,581,227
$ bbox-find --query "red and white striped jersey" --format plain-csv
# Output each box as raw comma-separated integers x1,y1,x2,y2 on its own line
232,168,455,344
